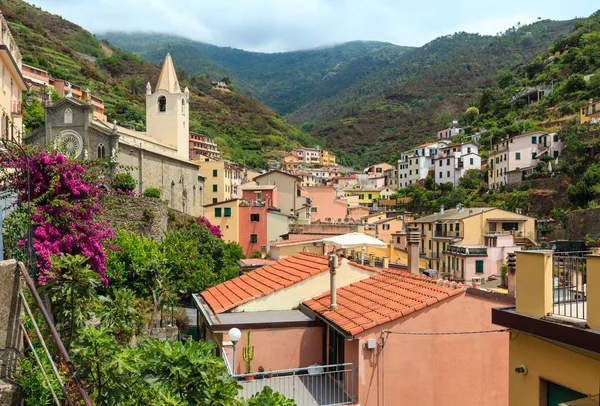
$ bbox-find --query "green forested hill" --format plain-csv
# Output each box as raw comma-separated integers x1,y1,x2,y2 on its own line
102,18,578,166
99,32,413,117
2,0,314,168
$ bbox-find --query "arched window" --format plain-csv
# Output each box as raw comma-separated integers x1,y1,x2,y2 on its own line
158,96,167,112
181,98,185,114
97,143,106,159
64,108,73,124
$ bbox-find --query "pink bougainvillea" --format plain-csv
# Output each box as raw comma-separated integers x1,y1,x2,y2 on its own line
196,216,223,238
0,147,114,285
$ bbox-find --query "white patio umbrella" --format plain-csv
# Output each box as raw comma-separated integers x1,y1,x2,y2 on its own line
322,232,387,248
322,232,387,265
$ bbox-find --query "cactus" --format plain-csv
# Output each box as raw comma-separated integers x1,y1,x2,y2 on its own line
242,330,254,374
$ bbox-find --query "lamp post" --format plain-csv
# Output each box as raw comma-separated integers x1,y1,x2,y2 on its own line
228,327,241,375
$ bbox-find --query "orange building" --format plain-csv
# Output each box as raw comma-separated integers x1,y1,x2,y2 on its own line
189,131,220,160
580,98,600,124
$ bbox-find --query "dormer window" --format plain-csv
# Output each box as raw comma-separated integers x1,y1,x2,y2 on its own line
158,96,166,112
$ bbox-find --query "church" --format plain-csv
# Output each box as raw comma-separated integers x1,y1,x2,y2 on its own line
23,54,204,217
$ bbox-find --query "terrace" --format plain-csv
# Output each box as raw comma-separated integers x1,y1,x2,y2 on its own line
223,349,356,406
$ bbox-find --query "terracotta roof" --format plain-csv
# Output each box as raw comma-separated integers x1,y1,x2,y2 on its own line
201,252,331,313
303,268,465,336
238,258,277,267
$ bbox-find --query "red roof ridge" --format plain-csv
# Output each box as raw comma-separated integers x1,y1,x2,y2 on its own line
348,261,378,272
200,251,330,313
304,268,466,336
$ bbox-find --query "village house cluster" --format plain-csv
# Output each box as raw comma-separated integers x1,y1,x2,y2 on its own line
1,10,598,405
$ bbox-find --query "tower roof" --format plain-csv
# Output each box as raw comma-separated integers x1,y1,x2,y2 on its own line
155,53,179,93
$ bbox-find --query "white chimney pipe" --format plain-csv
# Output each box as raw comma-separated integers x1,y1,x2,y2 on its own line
329,254,338,310
440,205,444,214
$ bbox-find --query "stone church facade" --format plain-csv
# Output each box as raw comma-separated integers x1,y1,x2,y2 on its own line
23,54,204,217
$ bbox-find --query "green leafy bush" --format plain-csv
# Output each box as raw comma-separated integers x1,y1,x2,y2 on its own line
143,187,161,198
113,172,136,192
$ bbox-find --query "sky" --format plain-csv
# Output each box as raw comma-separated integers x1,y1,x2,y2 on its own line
27,0,600,53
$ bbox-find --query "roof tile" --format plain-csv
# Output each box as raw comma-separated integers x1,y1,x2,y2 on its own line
200,252,331,313
303,268,465,336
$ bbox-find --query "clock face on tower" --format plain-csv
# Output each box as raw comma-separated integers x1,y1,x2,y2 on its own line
55,130,83,158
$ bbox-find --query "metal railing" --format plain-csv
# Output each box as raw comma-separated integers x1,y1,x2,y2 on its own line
433,229,463,238
19,262,92,405
552,253,588,321
234,363,355,406
447,246,488,256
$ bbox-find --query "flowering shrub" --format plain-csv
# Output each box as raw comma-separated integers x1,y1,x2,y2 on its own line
0,146,114,285
196,216,223,238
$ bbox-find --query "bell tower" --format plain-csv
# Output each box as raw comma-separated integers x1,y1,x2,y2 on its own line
146,53,189,158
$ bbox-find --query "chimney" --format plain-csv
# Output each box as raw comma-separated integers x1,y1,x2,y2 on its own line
328,254,338,310
383,256,389,268
440,205,444,215
507,252,517,298
369,254,376,268
407,225,420,275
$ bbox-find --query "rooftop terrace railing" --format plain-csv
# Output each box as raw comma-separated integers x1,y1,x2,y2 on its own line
552,252,589,321
223,350,355,406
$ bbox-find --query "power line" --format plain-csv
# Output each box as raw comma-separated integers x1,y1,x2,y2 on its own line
382,328,507,336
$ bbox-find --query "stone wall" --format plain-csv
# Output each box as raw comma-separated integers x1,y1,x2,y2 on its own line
549,207,600,241
102,196,168,241
0,259,23,404
147,326,179,342
506,174,571,218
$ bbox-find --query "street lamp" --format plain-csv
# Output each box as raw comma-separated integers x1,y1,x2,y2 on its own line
228,327,241,375
25,85,34,107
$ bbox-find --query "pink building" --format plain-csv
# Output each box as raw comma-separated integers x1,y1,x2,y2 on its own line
304,186,348,223
488,131,562,189
241,185,278,208
238,204,268,258
304,268,510,406
193,253,510,405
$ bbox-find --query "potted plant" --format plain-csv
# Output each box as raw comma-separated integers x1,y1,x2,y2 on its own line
243,330,254,380
266,368,274,378
257,366,265,379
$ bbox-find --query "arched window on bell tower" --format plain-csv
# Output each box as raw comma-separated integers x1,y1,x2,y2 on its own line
181,98,185,115
158,96,167,112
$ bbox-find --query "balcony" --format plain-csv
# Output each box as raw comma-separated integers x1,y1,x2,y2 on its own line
223,351,356,406
11,100,22,116
446,246,487,256
433,229,463,239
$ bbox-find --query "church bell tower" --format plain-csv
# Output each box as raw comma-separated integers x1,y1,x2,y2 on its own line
146,53,189,158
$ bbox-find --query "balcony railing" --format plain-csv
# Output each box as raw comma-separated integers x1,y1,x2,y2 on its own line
446,246,488,256
552,253,588,321
433,229,463,238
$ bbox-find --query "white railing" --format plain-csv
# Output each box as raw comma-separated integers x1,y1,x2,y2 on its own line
222,350,355,406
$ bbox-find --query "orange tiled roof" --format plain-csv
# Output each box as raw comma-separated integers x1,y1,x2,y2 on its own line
303,268,464,336
201,252,331,313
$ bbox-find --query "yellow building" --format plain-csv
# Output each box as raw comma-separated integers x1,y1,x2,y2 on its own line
318,149,336,166
193,159,245,205
493,251,600,406
281,155,301,171
410,207,536,274
0,12,27,142
202,199,239,243
580,98,600,124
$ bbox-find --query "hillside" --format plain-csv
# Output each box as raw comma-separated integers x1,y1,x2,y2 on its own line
2,0,312,167
100,32,413,117
103,19,578,166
